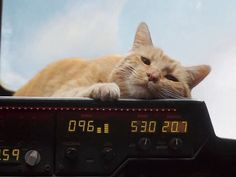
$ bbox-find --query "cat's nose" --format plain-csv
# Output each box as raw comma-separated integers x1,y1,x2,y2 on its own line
147,72,160,83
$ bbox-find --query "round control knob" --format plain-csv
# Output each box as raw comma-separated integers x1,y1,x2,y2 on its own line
138,137,152,150
24,150,41,166
169,137,183,150
103,147,115,162
65,147,79,160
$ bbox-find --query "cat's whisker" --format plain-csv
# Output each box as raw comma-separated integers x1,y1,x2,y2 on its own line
158,92,167,99
163,90,180,99
127,66,135,71
161,88,185,99
131,71,143,80
119,65,136,77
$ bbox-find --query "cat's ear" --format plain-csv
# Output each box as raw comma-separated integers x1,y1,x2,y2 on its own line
132,22,153,50
185,65,211,89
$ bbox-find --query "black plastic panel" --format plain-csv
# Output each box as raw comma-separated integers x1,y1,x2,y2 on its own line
0,97,235,177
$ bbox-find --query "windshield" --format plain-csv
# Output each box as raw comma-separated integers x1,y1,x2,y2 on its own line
1,0,236,139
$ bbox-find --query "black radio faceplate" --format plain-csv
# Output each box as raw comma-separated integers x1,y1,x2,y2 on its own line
56,102,209,176
0,97,235,177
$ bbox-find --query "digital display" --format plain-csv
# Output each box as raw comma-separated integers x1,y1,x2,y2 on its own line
162,121,188,133
67,119,188,135
68,120,110,134
131,121,157,133
0,148,20,163
131,120,188,133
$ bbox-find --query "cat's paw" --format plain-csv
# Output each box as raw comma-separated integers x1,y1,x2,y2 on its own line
89,83,120,101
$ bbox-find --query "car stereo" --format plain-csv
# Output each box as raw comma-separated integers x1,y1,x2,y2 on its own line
0,97,236,177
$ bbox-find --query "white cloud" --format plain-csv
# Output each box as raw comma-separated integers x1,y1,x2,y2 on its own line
1,69,27,90
0,23,27,90
196,0,202,10
2,0,126,90
192,44,236,139
27,0,125,61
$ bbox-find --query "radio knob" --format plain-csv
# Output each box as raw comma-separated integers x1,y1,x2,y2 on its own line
65,147,79,160
138,137,152,150
169,138,183,150
24,150,41,166
103,147,115,162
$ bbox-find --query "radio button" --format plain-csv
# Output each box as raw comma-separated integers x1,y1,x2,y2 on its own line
138,137,152,151
168,138,183,150
24,150,41,166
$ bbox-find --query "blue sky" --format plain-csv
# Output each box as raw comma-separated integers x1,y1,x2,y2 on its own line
1,0,236,139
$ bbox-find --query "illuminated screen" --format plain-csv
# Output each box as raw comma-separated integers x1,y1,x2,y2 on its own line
0,148,20,163
66,117,188,135
68,120,110,134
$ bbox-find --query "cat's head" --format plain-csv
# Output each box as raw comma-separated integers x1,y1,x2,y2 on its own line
109,22,211,99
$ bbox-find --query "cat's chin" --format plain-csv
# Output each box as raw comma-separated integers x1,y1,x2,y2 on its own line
121,84,154,99
146,82,168,99
147,82,159,93
122,82,181,99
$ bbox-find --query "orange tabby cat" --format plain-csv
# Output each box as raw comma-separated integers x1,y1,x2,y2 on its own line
14,22,211,100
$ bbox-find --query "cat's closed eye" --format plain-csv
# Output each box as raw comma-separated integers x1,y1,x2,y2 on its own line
165,74,179,82
141,56,151,65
